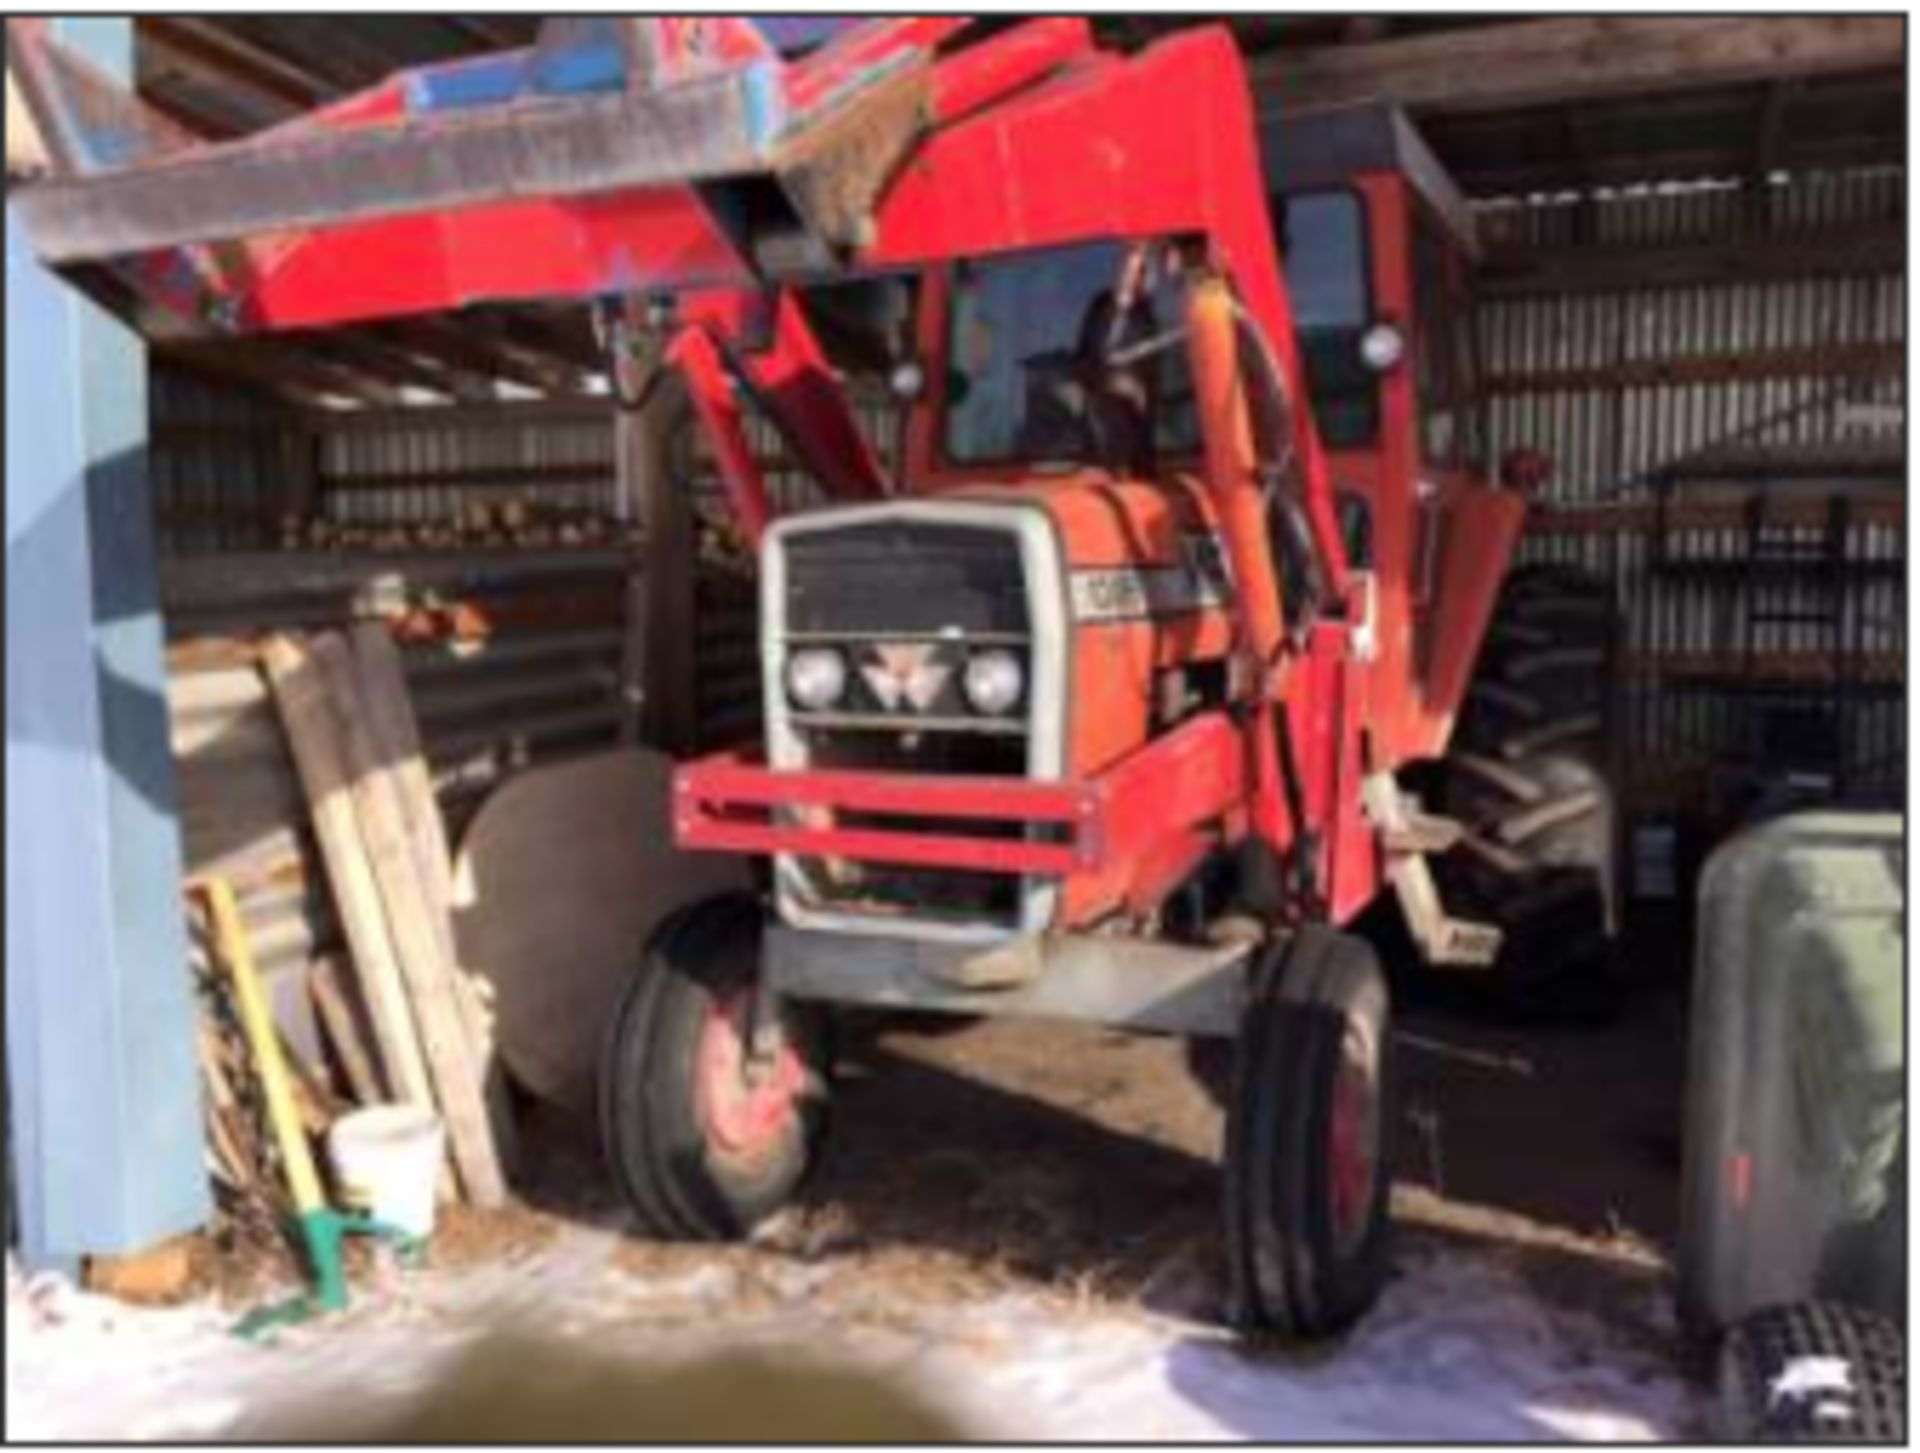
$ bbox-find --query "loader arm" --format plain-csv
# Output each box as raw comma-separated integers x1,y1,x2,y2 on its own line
9,15,1349,590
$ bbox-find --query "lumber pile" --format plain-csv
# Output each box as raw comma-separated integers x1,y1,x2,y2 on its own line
258,626,516,1209
193,940,346,1220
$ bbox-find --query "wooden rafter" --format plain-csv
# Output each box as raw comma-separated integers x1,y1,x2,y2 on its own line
159,338,405,410
1257,17,1906,119
140,18,325,111
1482,226,1906,297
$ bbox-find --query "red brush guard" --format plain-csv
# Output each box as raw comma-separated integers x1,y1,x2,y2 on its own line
676,712,1248,890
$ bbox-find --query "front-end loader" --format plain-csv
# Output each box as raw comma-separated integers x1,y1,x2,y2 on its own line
12,16,1567,1338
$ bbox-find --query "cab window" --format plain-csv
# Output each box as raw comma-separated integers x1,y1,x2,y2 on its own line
1277,190,1378,450
1412,217,1484,472
944,240,1198,472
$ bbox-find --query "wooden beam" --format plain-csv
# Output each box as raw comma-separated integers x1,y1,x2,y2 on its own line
310,633,510,1208
350,623,520,1175
637,379,701,756
314,464,612,495
158,338,401,409
374,320,579,398
305,394,616,434
1487,342,1903,398
1528,495,1904,538
1258,18,1907,119
6,65,47,178
1482,225,1907,297
263,636,438,1123
309,955,386,1108
141,19,331,108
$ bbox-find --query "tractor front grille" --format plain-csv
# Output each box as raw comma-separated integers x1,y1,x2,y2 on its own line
784,521,1032,638
767,507,1065,940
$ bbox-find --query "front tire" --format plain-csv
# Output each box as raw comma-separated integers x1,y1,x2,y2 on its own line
601,897,827,1242
1225,928,1395,1340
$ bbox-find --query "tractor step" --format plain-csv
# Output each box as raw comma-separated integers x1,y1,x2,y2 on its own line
1380,807,1466,856
1362,774,1504,971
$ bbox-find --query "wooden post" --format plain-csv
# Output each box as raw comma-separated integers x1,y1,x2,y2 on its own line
262,637,436,1121
636,378,701,756
348,622,519,1172
614,393,654,747
310,634,509,1209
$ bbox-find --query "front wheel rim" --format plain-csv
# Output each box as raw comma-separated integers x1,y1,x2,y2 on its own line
694,991,806,1165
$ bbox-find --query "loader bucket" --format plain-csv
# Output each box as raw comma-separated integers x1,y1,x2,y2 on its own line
7,17,965,331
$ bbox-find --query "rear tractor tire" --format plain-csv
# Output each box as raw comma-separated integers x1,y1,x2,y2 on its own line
1225,928,1396,1340
1443,564,1623,1016
601,897,829,1242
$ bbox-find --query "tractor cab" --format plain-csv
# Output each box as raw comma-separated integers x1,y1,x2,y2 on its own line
1265,106,1519,766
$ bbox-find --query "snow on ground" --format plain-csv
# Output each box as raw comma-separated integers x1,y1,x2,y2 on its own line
7,1236,1694,1443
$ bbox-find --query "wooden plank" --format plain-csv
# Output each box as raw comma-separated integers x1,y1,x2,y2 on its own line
315,464,614,495
1487,343,1903,399
310,633,509,1208
277,1028,338,1139
1529,495,1904,538
262,636,437,1120
309,955,386,1108
350,625,457,908
1623,650,1905,688
615,405,653,747
639,382,701,755
1481,227,1907,297
162,547,629,616
350,622,520,1171
196,1023,259,1195
6,67,47,178
1258,18,1906,119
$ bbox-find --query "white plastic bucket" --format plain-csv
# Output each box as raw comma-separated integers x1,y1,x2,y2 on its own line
329,1106,446,1242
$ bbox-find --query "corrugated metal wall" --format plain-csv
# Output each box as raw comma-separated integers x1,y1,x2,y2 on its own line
1481,170,1904,505
153,370,317,556
149,376,887,999
1476,168,1905,822
154,383,636,1004
316,400,621,535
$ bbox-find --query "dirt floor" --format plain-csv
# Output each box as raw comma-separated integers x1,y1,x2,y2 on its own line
511,937,1696,1379
12,936,1702,1442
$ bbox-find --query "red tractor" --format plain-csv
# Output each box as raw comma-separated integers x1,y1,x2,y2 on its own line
12,17,1601,1337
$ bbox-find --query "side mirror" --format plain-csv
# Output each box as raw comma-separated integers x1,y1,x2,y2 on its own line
1359,322,1406,374
1500,448,1553,495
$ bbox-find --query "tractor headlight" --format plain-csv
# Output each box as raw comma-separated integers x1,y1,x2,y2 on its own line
785,648,848,711
962,650,1025,716
1360,322,1407,374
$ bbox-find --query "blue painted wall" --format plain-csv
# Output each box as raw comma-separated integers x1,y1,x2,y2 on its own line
5,17,208,1267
